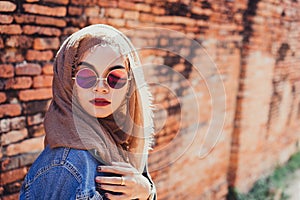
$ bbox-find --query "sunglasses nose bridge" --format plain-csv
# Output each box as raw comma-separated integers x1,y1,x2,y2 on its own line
94,77,109,90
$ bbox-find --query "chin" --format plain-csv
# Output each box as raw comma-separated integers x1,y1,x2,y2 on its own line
94,111,112,118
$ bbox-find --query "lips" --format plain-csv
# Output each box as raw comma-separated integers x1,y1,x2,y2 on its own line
89,98,111,107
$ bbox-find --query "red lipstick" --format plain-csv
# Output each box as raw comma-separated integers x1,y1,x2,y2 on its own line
90,98,111,107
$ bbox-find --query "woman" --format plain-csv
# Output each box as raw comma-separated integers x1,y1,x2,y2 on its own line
20,24,156,200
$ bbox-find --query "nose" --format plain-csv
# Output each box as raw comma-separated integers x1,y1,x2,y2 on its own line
92,79,109,93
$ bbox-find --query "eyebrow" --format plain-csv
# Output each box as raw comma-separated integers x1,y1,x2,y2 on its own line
78,61,125,72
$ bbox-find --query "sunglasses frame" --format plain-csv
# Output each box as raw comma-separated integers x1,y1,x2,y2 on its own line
72,66,131,89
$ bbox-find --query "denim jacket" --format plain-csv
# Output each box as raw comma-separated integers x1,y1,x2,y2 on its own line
20,145,156,200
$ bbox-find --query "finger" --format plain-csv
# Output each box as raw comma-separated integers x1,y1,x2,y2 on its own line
98,184,126,193
97,166,134,175
95,176,123,185
105,192,130,200
112,162,133,168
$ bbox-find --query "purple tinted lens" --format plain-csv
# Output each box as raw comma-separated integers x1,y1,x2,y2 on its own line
76,68,97,89
107,70,127,89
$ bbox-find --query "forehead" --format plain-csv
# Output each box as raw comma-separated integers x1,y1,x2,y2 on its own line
79,45,125,72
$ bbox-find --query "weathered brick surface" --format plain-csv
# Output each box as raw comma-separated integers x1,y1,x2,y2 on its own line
0,25,22,34
0,64,14,78
6,36,33,48
23,25,61,36
33,37,60,50
0,104,22,118
33,75,53,88
0,14,13,24
15,63,41,76
6,136,44,156
1,129,28,146
19,88,52,101
1,0,300,199
5,77,33,90
23,4,66,17
26,50,53,61
0,1,16,12
0,167,27,185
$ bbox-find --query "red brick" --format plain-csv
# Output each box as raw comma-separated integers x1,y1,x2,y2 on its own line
71,0,97,6
26,50,53,61
27,113,44,126
0,92,6,103
139,13,154,22
118,1,136,10
0,14,13,24
107,18,125,27
19,88,52,101
0,25,22,34
42,63,54,75
1,49,24,63
88,16,107,25
1,129,28,146
135,3,151,12
68,6,83,16
123,11,139,20
0,104,21,118
6,136,44,156
44,0,69,5
36,15,67,27
33,75,53,88
23,4,67,17
0,1,16,12
33,37,60,50
5,77,33,89
97,0,118,7
151,6,165,15
23,25,61,36
0,167,27,185
15,14,67,27
0,64,14,78
6,36,33,48
84,6,100,17
15,63,41,76
105,8,123,18
14,14,35,24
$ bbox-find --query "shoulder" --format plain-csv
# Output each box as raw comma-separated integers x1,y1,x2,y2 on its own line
25,146,98,179
20,146,102,200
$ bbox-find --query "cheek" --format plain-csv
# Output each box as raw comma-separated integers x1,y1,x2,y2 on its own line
111,86,128,107
74,85,90,104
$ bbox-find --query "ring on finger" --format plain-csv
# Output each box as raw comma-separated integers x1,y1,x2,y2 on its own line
120,176,125,186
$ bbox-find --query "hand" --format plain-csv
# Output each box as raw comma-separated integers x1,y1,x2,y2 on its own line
95,162,151,200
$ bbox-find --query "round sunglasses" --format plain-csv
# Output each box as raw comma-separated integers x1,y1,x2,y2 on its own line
72,66,131,89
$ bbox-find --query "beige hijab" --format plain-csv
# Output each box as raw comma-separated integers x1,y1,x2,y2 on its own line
44,24,154,173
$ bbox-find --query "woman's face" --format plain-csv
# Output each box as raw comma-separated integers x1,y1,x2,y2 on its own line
74,45,129,118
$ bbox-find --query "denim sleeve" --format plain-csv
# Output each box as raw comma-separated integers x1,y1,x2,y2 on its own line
20,165,80,200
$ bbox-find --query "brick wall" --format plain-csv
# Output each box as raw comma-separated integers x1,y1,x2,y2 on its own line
0,0,300,199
